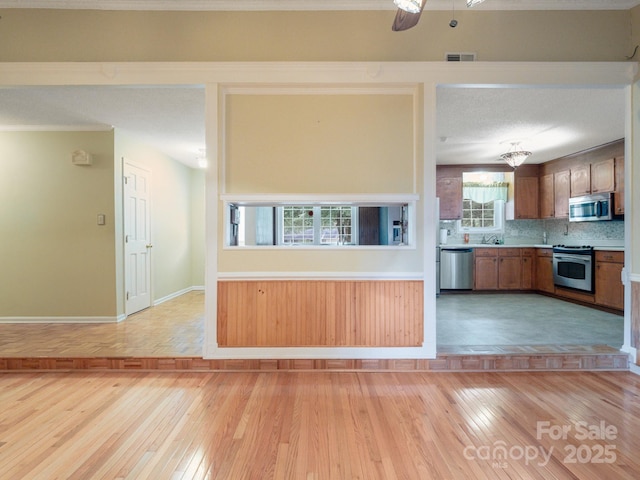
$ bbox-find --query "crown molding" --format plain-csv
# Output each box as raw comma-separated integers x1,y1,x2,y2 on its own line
0,0,638,11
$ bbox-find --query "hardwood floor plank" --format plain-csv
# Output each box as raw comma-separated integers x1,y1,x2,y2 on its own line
1,371,640,479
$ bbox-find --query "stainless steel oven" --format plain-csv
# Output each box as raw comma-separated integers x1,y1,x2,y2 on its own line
552,245,594,293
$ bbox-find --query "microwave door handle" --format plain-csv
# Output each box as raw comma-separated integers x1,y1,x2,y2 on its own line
595,200,601,217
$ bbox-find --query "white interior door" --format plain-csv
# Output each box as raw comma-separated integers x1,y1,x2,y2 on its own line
124,161,152,315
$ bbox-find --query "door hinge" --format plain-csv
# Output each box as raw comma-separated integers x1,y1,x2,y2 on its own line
126,291,130,300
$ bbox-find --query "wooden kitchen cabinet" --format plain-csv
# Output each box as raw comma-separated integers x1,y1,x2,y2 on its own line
436,176,462,220
521,249,535,290
570,158,614,198
590,158,615,193
514,176,539,219
554,170,570,218
474,248,533,291
474,249,498,290
614,156,624,215
570,163,591,197
535,249,555,294
498,249,523,289
539,173,555,218
595,250,624,311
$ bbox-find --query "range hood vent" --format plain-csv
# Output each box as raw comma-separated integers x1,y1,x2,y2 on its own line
445,52,477,62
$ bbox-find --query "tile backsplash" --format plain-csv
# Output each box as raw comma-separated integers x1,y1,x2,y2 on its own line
440,218,624,247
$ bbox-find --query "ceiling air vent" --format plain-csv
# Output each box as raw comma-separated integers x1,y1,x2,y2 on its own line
445,52,477,62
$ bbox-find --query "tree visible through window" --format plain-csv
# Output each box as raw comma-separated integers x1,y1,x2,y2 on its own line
282,206,314,244
461,199,495,229
320,206,352,244
281,206,354,245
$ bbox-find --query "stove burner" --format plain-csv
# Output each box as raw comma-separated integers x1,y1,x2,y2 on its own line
552,244,594,254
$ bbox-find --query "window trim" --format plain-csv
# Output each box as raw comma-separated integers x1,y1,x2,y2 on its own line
457,198,505,234
221,194,418,249
276,205,359,246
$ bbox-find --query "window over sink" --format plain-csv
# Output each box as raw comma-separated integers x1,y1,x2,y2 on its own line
457,172,513,235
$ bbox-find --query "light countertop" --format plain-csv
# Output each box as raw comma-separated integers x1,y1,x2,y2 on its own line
440,244,624,251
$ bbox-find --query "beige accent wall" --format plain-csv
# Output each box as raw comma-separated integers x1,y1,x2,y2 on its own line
114,131,202,302
224,94,414,194
219,91,423,274
0,9,631,62
0,130,117,317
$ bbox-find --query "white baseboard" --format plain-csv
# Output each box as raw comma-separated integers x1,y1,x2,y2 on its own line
153,286,204,306
0,287,204,324
0,316,120,324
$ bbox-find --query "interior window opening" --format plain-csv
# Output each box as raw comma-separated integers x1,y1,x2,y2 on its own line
227,202,411,247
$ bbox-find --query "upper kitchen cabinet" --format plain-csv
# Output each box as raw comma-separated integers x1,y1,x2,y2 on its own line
590,158,615,193
539,139,623,218
554,170,570,218
514,166,539,219
570,163,590,197
570,157,615,197
539,173,555,218
436,170,463,220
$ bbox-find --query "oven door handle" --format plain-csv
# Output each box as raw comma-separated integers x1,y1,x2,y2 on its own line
554,254,592,263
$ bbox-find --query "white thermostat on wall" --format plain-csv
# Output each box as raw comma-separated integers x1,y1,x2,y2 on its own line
71,149,92,166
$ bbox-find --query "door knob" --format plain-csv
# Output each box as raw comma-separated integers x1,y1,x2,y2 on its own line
146,244,153,248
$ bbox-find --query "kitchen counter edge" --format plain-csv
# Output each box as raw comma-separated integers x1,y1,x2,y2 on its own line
439,244,624,252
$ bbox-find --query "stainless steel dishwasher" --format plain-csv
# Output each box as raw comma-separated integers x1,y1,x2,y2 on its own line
440,247,474,290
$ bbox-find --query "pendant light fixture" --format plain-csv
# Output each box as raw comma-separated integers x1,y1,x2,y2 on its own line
500,143,532,169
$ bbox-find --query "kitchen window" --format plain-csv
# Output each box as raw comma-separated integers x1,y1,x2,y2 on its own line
457,174,509,234
279,206,356,245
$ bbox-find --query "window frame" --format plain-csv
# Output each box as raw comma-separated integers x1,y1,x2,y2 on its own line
221,194,418,249
457,198,505,234
276,205,359,246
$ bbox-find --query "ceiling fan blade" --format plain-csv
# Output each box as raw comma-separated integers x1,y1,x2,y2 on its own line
392,2,426,32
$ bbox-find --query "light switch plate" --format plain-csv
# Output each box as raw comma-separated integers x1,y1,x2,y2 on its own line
97,214,106,225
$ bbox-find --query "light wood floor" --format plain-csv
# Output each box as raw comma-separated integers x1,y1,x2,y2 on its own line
0,291,204,357
1,370,639,479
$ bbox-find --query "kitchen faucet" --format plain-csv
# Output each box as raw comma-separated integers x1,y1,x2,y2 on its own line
481,234,500,244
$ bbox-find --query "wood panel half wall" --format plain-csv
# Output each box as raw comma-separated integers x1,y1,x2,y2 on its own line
217,280,424,347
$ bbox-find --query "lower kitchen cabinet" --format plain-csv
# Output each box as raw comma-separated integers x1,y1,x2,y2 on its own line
474,250,498,290
521,250,534,289
474,248,533,291
535,249,554,293
595,251,624,310
498,251,522,289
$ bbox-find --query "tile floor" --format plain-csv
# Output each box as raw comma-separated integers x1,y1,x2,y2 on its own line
437,292,624,348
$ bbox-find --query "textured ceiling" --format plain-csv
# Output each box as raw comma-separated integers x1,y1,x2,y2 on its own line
0,85,625,168
436,86,625,165
0,86,206,167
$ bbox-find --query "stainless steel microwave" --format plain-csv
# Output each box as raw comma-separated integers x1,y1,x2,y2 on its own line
569,193,613,222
